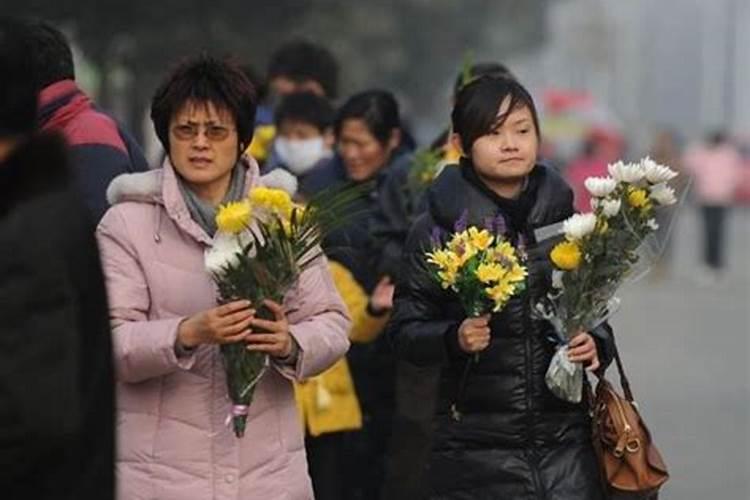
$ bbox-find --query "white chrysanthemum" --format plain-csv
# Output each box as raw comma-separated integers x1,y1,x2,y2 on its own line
584,176,617,197
608,161,645,184
590,198,600,211
646,218,659,231
563,213,598,241
601,198,622,218
205,232,250,275
649,183,677,206
641,157,678,184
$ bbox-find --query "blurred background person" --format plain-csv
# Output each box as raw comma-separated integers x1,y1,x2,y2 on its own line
0,17,115,500
247,40,340,169
683,130,744,282
267,92,335,190
304,89,411,500
22,18,148,221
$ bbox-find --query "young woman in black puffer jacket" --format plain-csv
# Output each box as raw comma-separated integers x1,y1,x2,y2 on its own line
389,76,615,500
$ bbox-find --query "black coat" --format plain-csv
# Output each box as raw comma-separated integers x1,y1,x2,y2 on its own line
389,161,614,499
0,134,115,499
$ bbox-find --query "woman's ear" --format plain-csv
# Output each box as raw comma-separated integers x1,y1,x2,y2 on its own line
450,132,466,157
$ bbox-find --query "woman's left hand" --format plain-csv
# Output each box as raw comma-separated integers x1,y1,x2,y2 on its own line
246,300,293,358
568,331,600,372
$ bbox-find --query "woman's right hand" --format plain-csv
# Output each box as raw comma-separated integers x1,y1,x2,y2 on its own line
177,300,256,348
457,314,491,354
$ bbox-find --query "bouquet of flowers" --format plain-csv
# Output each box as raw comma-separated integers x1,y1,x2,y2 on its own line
425,215,528,329
537,157,682,402
206,185,360,437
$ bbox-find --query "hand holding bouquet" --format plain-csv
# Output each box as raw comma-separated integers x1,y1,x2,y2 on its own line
425,215,528,358
206,184,360,437
539,157,681,402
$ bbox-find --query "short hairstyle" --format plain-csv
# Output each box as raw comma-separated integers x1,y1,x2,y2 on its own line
335,90,400,145
275,92,334,132
267,40,339,98
150,54,257,151
21,19,75,91
0,17,37,137
453,62,514,97
451,76,540,153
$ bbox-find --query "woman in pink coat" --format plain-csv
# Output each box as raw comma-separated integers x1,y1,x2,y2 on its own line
96,55,350,500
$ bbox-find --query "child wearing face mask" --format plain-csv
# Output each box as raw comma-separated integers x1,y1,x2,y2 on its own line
269,92,335,193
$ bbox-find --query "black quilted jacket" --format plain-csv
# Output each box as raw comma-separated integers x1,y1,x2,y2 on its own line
389,160,614,499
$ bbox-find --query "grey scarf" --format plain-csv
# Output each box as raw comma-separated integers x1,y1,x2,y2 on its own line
178,163,247,237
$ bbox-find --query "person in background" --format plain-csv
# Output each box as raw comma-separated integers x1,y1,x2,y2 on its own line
246,40,340,167
96,54,350,500
304,89,410,500
390,75,613,499
266,92,335,185
0,17,115,500
683,130,744,281
22,19,148,221
648,128,683,280
564,133,610,213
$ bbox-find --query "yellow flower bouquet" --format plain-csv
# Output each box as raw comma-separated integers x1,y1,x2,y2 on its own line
206,184,361,437
538,157,682,402
425,216,527,321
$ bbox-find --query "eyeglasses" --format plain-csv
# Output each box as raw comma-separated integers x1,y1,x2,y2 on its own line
171,123,235,142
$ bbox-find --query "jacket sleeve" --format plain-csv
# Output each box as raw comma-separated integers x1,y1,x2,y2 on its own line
389,215,462,367
273,254,351,381
96,207,196,383
591,322,616,371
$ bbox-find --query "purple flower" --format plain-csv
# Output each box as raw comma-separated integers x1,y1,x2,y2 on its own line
430,226,444,248
454,209,469,233
493,214,507,235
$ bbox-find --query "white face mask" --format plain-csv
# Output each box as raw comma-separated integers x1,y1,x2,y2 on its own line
275,137,331,175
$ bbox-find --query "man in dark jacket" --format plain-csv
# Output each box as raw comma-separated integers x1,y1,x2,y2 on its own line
22,19,148,221
0,18,115,500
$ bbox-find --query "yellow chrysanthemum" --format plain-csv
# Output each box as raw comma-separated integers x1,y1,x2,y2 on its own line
487,281,517,310
245,125,276,162
467,227,494,252
426,249,459,271
492,241,517,264
216,200,252,234
505,264,527,283
475,263,506,284
249,187,294,218
627,188,649,209
447,232,477,265
437,269,458,288
550,241,582,270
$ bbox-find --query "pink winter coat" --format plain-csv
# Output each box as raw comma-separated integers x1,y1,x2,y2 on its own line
96,158,350,500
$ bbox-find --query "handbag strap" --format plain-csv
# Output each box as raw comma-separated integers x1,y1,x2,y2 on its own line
598,329,635,402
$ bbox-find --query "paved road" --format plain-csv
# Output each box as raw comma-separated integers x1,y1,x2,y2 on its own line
608,204,749,500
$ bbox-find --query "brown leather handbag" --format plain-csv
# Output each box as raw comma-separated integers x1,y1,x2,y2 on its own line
590,335,669,499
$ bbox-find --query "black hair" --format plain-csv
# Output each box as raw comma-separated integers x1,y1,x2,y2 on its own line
150,54,257,151
21,19,75,91
451,76,540,153
274,92,334,132
267,40,339,98
453,62,514,97
335,90,401,145
0,17,37,137
240,63,268,102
